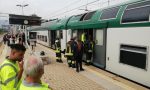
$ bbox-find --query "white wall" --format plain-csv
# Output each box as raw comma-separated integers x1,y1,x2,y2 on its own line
66,29,72,42
106,27,150,87
61,30,67,51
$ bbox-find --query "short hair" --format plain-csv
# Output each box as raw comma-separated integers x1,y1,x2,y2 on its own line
24,56,44,77
10,44,26,52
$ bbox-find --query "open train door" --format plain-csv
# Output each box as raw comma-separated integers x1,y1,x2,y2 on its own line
93,29,106,68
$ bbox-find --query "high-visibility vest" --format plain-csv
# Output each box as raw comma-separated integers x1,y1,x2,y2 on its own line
65,46,73,56
0,59,20,90
55,47,61,53
19,81,51,90
81,33,86,43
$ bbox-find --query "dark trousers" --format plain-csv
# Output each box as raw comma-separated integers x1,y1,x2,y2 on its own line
76,56,83,71
86,52,92,64
67,56,72,67
3,40,6,44
56,52,63,62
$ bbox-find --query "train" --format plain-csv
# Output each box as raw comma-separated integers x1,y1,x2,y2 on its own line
27,0,150,87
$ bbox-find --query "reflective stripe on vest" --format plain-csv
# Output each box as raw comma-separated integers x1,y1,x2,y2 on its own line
65,47,73,56
0,63,18,88
55,48,60,53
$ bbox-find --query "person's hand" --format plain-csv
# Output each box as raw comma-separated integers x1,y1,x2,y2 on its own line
18,61,24,71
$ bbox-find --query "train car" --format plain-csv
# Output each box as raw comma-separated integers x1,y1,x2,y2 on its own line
66,0,150,87
105,0,150,87
47,17,72,51
27,24,50,47
67,11,106,69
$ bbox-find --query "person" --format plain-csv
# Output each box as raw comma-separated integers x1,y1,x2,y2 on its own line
55,38,63,63
19,56,52,90
81,33,86,43
65,41,73,67
70,38,76,68
22,33,25,45
85,39,94,65
3,34,8,44
7,33,11,46
0,44,26,90
73,39,84,72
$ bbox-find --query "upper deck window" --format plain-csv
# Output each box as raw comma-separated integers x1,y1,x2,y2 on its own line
126,1,150,9
122,1,150,23
100,7,120,20
83,11,96,20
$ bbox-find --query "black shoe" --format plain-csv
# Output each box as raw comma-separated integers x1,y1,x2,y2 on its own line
72,64,76,68
76,70,79,72
80,68,84,71
56,59,59,62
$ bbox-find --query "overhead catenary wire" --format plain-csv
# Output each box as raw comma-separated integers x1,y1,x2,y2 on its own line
49,0,100,19
48,0,82,16
49,0,122,19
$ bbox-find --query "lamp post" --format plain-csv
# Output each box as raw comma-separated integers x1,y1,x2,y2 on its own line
16,4,29,46
16,4,29,15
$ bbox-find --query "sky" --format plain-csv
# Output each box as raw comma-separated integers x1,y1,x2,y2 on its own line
0,0,130,20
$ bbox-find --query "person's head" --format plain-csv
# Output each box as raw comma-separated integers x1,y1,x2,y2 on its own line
24,56,44,81
77,39,82,44
9,44,26,62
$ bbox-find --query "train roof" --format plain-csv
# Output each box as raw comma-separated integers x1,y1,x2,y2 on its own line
48,17,71,30
28,0,150,31
67,0,150,29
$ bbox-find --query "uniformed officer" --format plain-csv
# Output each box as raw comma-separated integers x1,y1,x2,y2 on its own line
65,41,73,67
70,38,76,68
0,44,26,90
55,38,63,63
85,39,94,65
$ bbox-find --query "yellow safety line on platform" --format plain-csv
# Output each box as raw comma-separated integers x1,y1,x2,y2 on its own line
84,66,136,90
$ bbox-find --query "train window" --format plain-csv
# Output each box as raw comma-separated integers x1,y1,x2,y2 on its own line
126,1,150,10
80,13,87,21
59,30,63,39
45,36,47,42
122,6,150,23
100,7,120,20
42,36,44,41
83,11,96,20
120,44,147,70
38,35,39,39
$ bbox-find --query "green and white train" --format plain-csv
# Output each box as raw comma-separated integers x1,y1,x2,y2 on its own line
28,0,150,87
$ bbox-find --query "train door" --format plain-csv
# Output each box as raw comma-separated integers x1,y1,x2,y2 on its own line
77,29,93,41
51,31,56,49
93,29,106,68
48,30,51,47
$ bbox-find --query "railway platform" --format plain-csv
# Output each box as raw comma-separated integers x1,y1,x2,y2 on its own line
0,43,149,90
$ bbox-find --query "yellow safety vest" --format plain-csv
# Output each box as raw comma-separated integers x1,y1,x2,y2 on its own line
55,47,61,53
81,33,86,43
19,81,51,90
0,59,20,90
65,46,73,56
